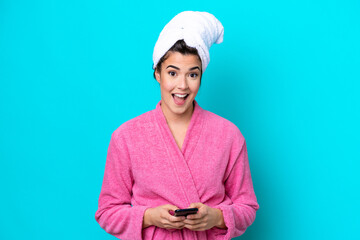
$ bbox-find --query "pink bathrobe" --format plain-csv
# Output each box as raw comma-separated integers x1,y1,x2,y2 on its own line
95,100,259,240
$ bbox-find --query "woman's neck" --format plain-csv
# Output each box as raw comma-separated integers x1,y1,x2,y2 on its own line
161,101,194,126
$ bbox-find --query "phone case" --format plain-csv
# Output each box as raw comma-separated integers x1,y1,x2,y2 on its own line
174,208,198,217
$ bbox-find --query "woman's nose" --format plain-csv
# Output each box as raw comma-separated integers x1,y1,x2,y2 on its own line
177,75,188,89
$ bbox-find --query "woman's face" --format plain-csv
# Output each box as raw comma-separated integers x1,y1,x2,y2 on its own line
155,51,201,119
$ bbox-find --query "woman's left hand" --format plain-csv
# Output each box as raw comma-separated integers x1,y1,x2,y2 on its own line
182,202,223,231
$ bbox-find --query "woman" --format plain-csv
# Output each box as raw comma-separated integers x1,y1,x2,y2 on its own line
95,11,259,240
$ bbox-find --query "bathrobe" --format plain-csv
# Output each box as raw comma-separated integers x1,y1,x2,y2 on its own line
95,100,259,240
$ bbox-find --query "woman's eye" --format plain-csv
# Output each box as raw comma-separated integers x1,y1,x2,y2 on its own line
169,71,176,77
189,73,198,78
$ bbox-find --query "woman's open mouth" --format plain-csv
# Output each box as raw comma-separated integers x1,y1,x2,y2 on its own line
172,93,189,106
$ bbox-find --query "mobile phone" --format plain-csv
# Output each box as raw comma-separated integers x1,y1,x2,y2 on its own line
174,208,198,217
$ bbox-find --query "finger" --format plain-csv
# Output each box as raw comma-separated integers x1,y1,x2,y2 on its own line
183,218,202,225
168,215,186,222
184,222,206,231
187,203,204,218
163,219,185,229
188,202,203,208
164,204,180,211
187,209,206,220
188,203,196,208
166,223,184,230
187,213,205,221
186,213,202,219
173,221,185,229
165,205,180,216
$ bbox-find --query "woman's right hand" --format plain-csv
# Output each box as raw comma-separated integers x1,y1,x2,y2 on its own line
144,204,186,229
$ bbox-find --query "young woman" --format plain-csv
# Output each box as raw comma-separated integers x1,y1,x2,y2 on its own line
95,11,259,240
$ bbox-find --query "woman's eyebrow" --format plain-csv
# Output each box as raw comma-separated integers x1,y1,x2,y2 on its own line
166,65,200,71
189,66,200,71
166,65,180,70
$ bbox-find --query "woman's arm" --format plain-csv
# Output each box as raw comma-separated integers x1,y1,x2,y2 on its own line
95,130,150,239
213,129,260,239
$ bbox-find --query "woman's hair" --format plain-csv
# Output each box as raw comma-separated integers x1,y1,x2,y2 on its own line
153,39,202,83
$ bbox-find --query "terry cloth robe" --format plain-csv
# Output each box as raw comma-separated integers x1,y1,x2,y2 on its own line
95,100,259,240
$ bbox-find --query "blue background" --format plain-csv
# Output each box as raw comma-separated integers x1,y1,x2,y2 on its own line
1,0,359,239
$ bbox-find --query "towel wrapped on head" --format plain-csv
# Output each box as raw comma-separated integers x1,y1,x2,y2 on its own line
152,11,224,72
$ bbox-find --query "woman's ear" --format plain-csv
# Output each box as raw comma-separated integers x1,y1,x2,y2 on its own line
155,68,161,83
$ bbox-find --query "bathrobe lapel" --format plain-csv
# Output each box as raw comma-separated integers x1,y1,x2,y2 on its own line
154,100,204,206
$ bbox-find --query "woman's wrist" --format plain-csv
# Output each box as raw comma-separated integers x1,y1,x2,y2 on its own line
213,208,227,229
142,208,153,229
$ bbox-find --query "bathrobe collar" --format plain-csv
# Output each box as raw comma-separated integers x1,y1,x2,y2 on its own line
154,99,204,156
154,99,205,206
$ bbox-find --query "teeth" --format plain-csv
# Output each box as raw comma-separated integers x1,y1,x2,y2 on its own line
174,94,188,98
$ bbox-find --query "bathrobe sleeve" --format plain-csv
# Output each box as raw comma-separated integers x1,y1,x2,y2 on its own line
213,128,260,239
95,130,150,240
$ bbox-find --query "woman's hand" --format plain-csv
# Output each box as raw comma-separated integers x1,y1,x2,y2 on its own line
144,204,186,229
183,202,226,231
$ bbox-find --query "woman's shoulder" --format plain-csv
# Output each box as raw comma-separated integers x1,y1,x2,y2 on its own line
112,108,156,138
202,108,245,140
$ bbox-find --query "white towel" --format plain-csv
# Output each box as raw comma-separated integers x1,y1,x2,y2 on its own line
152,11,224,72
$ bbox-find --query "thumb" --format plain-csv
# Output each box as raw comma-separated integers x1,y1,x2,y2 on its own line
165,205,180,216
165,204,180,211
188,202,202,208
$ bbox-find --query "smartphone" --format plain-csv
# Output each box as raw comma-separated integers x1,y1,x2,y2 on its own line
174,208,198,217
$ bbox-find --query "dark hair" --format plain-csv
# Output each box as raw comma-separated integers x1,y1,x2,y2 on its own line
153,39,202,83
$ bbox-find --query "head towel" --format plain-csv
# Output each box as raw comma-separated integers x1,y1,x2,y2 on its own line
152,11,224,72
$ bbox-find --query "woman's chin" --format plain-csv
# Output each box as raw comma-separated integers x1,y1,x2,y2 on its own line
161,95,194,117
172,101,193,115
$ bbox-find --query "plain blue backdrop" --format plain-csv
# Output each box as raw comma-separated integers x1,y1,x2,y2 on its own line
1,0,359,239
